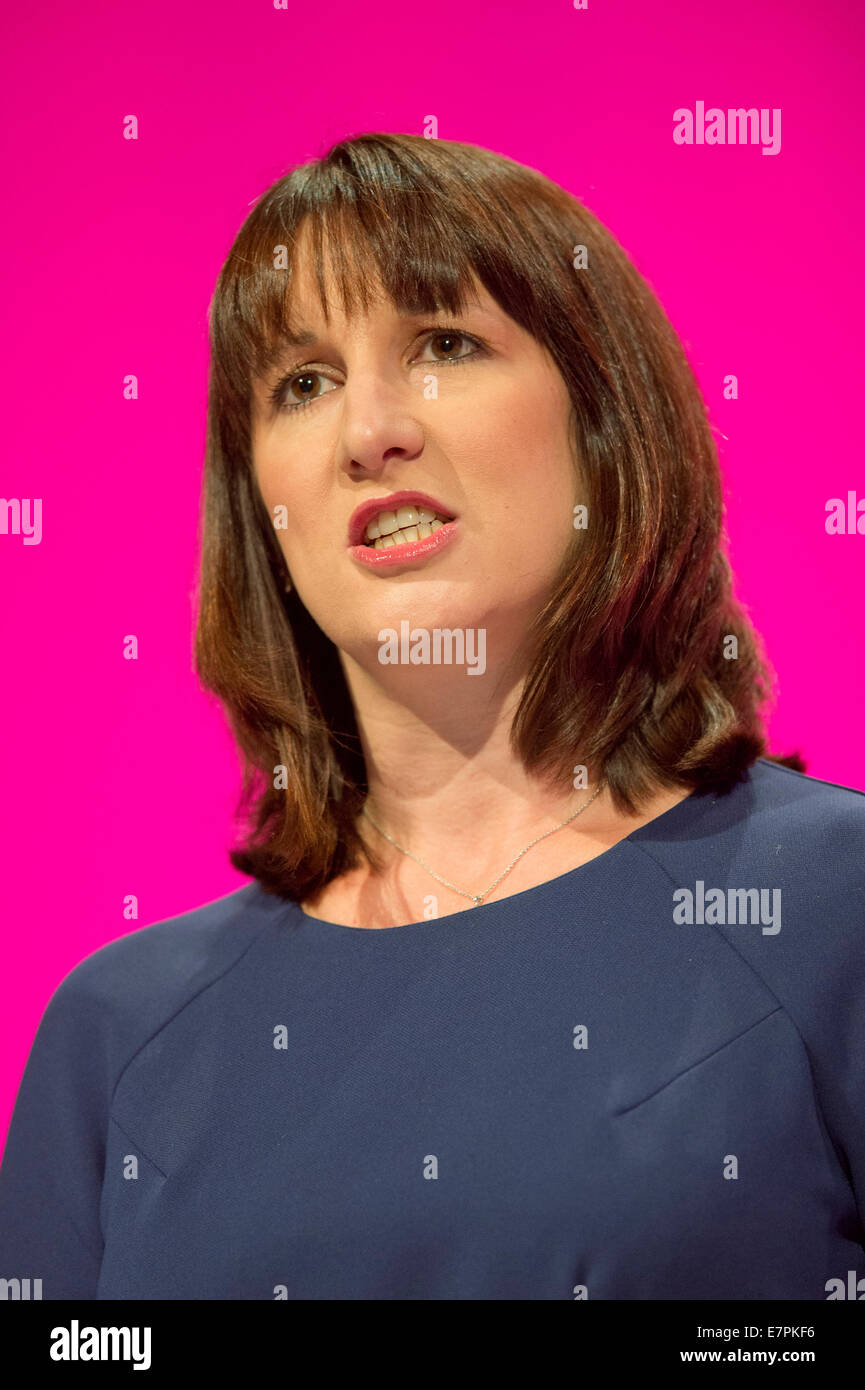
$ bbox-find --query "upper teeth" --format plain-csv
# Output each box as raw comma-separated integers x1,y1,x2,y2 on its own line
364,505,451,546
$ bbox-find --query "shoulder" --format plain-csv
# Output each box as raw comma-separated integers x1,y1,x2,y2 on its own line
741,756,865,845
629,757,865,989
630,761,865,1126
731,758,865,887
736,758,865,900
35,881,287,1080
634,758,865,886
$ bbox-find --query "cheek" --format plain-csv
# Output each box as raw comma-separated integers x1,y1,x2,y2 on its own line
456,367,572,464
251,434,280,510
253,446,314,546
254,469,286,543
445,382,575,535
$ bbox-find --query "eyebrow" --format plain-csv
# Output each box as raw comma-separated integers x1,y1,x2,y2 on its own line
283,297,493,346
257,298,499,379
256,331,317,379
281,328,318,348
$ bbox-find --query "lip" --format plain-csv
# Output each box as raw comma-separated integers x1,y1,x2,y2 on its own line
349,517,460,568
347,490,458,549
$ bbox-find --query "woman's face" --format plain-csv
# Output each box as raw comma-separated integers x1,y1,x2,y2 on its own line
250,230,580,676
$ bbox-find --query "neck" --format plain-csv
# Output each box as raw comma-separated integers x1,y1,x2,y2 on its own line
339,648,605,882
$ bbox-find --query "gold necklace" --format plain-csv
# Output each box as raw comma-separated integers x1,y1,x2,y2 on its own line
360,783,606,906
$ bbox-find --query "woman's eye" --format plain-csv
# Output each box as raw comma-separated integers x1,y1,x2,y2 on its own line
269,329,482,413
270,371,338,413
417,330,481,364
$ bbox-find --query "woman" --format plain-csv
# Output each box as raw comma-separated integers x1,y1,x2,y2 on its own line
1,132,863,1301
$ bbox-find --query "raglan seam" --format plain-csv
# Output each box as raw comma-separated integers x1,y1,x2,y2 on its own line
107,904,291,1113
626,835,864,1230
94,904,293,1257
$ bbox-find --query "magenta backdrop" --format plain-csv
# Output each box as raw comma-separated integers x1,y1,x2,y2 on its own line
1,0,863,1144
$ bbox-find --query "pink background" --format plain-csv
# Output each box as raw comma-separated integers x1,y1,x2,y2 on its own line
1,0,863,1144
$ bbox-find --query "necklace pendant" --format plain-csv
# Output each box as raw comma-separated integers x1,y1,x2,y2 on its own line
473,895,483,905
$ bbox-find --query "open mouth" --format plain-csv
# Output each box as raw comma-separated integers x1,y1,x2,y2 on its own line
363,505,454,550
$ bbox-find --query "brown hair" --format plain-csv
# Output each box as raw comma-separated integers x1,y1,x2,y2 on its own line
194,130,803,901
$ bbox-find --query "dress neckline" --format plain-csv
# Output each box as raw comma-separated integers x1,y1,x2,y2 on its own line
291,777,725,935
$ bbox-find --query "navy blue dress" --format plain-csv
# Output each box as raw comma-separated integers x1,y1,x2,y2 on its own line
1,758,864,1299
